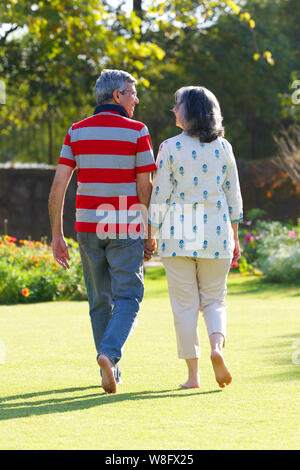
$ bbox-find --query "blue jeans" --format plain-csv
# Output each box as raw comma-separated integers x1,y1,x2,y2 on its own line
77,233,144,369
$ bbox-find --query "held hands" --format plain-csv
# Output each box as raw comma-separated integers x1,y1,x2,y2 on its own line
51,235,70,270
144,238,156,262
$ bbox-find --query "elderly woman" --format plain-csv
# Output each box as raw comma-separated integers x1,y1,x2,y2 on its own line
148,86,243,389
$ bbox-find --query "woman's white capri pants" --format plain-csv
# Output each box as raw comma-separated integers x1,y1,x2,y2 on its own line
162,257,232,359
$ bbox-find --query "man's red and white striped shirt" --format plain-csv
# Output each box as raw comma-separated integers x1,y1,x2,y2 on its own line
58,105,157,236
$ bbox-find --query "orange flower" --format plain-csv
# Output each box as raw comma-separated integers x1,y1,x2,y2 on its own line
22,288,30,297
266,191,272,199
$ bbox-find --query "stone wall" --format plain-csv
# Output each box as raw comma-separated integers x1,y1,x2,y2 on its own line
0,164,77,241
0,160,299,242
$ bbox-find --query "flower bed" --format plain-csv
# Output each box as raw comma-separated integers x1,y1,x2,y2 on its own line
237,213,300,283
1,214,299,304
0,236,87,304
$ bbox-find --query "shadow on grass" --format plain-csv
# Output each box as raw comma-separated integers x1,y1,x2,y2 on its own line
145,267,300,297
255,333,300,382
227,277,300,297
0,386,222,421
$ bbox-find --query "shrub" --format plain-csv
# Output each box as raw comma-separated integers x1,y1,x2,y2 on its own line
239,218,300,283
254,221,300,282
0,236,87,304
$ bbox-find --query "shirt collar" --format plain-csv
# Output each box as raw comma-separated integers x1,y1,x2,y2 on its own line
93,104,130,118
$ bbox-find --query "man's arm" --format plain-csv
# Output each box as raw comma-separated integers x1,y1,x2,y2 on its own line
136,171,156,260
48,164,74,269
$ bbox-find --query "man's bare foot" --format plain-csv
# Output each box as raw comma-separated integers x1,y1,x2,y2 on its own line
180,378,200,389
210,350,232,388
98,354,117,394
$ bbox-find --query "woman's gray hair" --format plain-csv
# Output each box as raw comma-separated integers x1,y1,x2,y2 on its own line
174,86,224,142
94,69,137,105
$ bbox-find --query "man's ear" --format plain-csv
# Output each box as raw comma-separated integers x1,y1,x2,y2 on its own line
112,89,121,104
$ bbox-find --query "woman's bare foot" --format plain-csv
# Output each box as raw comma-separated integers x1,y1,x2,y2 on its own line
181,358,200,389
180,378,200,389
98,354,117,394
210,350,232,388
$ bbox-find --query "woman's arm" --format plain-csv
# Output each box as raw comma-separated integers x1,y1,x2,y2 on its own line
231,222,241,264
222,140,243,225
221,140,243,265
231,222,239,241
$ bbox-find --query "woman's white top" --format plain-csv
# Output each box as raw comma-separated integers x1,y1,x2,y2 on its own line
148,132,243,259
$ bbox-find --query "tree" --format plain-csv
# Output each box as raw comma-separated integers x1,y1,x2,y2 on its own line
0,0,165,163
274,125,300,186
134,0,299,159
1,0,291,163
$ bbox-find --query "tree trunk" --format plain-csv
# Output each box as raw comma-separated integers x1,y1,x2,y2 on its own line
48,118,53,165
33,125,41,163
133,0,143,17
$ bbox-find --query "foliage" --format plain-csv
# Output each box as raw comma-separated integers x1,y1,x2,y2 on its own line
238,215,300,283
0,235,86,304
237,158,300,224
163,0,295,157
273,125,300,186
254,220,300,283
0,0,165,163
0,0,288,163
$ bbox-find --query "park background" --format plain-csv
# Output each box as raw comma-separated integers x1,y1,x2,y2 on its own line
0,0,299,450
0,0,300,241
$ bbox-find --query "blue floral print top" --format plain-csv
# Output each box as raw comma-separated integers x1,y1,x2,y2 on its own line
148,133,243,259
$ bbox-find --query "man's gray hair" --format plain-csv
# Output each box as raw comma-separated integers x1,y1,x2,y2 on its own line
94,69,137,105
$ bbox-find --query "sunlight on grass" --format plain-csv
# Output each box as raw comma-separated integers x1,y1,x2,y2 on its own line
0,269,299,449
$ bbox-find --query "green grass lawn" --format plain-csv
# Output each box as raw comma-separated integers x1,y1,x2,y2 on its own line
0,268,299,450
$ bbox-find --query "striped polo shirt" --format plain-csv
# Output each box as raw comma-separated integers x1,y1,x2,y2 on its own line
58,104,157,236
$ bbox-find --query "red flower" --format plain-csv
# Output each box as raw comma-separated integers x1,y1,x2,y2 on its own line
245,232,252,243
22,288,30,297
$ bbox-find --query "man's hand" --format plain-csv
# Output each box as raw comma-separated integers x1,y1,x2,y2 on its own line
144,238,156,261
48,164,74,269
52,235,70,270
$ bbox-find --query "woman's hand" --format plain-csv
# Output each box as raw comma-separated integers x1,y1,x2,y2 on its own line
231,238,241,265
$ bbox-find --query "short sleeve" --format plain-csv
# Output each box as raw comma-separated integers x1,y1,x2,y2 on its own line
135,125,157,174
58,126,76,169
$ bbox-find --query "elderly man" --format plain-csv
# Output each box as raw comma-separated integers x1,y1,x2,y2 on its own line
48,69,156,393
